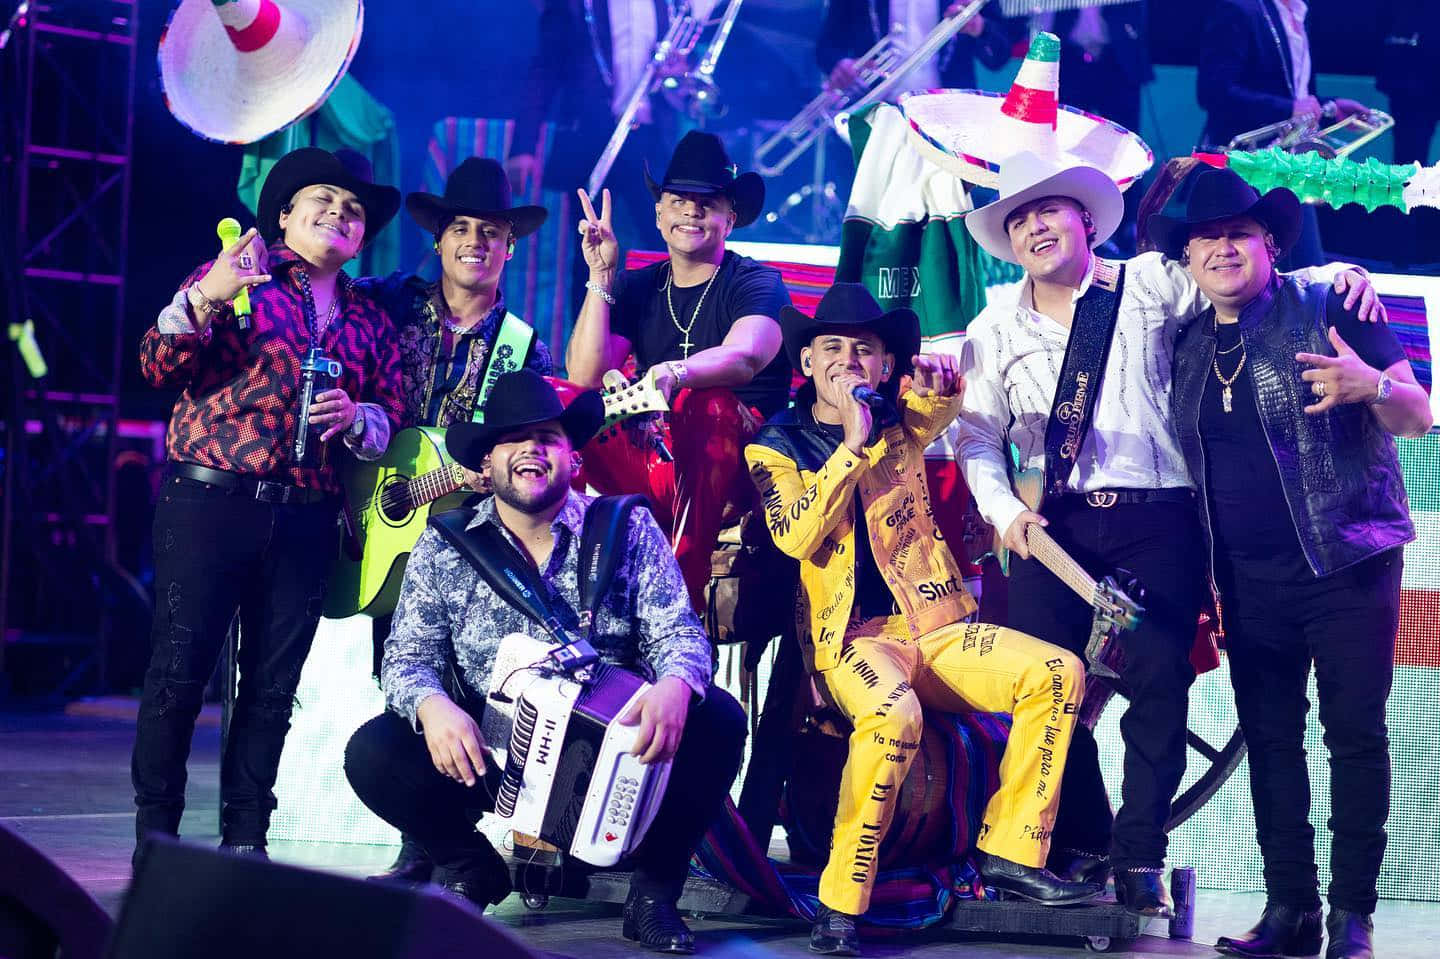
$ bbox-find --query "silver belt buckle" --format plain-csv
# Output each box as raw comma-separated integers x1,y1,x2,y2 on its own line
254,480,288,503
1085,490,1119,509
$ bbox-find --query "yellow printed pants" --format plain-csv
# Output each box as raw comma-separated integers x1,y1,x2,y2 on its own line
815,618,1083,916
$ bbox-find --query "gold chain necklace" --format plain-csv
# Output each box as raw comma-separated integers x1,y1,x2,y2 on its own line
1212,342,1247,413
665,263,720,359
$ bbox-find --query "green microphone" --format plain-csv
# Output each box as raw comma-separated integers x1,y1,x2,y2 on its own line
216,217,253,329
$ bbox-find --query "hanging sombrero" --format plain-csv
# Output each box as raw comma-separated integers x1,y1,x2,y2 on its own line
158,0,364,145
899,32,1153,191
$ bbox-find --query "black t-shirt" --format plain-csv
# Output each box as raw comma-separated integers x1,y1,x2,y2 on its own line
1200,289,1407,582
815,420,899,621
611,250,793,417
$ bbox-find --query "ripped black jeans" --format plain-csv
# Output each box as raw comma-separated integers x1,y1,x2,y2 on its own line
131,475,338,847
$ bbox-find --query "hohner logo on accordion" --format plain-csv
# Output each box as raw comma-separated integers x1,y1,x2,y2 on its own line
486,634,671,867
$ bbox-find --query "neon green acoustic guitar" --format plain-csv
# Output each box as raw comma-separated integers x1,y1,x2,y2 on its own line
324,373,669,619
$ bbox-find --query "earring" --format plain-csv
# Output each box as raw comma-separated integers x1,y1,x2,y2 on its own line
882,365,890,376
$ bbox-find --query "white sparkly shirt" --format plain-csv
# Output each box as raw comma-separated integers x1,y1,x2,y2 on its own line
934,251,1339,539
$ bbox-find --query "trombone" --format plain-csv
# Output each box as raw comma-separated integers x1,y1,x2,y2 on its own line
1227,105,1395,160
660,0,747,121
586,0,746,197
753,0,986,177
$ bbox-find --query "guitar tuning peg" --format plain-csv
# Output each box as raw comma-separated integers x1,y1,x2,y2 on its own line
601,370,628,395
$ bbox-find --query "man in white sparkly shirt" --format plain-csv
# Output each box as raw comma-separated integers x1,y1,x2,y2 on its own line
944,149,1382,920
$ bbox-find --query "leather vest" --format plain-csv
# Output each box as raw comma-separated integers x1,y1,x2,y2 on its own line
1171,276,1413,577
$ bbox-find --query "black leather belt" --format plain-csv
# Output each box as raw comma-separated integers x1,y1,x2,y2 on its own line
167,462,333,506
1066,488,1194,509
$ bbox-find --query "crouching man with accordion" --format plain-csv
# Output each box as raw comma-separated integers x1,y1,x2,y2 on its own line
344,370,745,955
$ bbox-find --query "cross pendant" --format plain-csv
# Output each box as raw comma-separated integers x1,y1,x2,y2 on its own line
1222,386,1233,413
679,331,693,358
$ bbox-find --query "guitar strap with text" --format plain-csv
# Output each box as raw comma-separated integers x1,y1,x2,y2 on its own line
1041,259,1126,501
470,312,536,424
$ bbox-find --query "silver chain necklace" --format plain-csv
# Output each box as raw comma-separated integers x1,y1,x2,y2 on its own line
664,262,719,359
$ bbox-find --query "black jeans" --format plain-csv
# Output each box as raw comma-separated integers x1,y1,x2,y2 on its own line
1005,497,1205,869
1217,550,1401,915
132,476,338,846
345,684,747,902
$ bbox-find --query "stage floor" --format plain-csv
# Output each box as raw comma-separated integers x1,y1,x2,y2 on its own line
3,706,1436,958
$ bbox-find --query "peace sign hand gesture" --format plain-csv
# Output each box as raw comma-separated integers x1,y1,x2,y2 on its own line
576,187,620,278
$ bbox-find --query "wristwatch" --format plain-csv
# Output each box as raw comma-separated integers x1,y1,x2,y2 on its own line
1373,372,1394,406
665,361,690,387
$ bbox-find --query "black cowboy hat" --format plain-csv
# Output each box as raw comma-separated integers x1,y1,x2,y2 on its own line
644,130,766,228
445,370,605,470
406,157,548,238
1146,165,1302,261
256,147,401,246
781,283,921,378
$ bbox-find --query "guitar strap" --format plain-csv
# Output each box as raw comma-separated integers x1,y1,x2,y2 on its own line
428,495,648,641
471,312,536,424
1041,259,1126,501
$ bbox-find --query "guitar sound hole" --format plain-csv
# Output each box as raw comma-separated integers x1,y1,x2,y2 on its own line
378,477,415,524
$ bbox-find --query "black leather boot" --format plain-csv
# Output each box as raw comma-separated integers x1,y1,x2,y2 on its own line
368,836,434,883
432,864,511,912
809,904,860,956
1324,909,1374,959
622,889,696,954
1114,866,1175,918
976,851,1104,905
1047,848,1112,887
1215,901,1323,958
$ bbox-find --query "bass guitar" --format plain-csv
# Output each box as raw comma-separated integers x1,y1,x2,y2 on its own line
998,469,1145,680
325,372,669,619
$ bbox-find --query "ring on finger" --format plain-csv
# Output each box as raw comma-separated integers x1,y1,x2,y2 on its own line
239,254,254,270
1312,381,1326,398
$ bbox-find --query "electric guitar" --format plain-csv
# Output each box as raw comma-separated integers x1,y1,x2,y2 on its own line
998,469,1145,680
324,372,669,619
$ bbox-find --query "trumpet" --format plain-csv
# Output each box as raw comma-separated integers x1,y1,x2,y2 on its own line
753,0,986,177
659,0,746,121
1227,105,1395,160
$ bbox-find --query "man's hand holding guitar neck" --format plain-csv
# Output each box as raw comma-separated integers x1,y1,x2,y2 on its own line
1003,509,1048,561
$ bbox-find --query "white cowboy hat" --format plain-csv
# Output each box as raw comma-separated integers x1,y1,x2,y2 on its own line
899,31,1152,192
158,0,364,145
965,151,1124,264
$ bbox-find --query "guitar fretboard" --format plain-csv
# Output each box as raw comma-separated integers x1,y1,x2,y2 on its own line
413,463,467,505
1025,525,1097,606
382,463,467,518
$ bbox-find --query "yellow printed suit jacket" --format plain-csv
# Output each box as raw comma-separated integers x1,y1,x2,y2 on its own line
745,391,976,673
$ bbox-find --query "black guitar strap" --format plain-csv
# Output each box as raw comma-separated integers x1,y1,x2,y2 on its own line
576,494,647,636
428,495,648,641
1041,259,1127,500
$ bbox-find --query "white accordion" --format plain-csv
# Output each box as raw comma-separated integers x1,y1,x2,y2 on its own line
484,634,671,867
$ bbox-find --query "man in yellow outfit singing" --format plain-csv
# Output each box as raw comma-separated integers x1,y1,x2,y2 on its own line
744,283,1101,956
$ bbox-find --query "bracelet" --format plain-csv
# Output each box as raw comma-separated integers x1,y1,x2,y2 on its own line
187,284,219,315
666,360,690,387
585,279,616,305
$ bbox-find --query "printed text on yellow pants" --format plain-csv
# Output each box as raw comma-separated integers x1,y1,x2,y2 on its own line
816,618,1084,915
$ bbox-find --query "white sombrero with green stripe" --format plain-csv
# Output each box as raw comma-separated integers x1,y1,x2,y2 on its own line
159,0,364,145
899,32,1152,191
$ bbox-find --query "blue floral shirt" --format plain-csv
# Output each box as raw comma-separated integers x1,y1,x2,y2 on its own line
382,489,713,729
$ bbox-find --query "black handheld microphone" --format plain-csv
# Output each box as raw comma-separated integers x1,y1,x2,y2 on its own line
852,384,886,408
